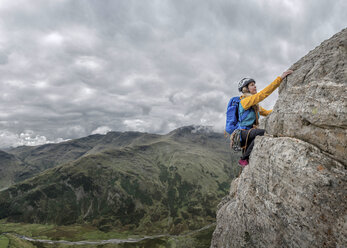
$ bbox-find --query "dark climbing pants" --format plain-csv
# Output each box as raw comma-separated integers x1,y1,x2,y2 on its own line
240,129,265,160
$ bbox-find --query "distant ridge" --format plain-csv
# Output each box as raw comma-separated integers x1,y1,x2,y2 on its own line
0,125,240,235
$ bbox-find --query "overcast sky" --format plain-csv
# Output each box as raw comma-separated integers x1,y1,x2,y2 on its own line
0,0,346,148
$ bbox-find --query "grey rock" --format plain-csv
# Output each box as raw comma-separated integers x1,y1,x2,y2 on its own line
212,28,347,248
263,81,347,165
211,137,346,248
265,27,347,164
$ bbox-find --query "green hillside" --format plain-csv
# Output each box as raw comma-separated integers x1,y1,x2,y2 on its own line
0,126,241,246
0,150,25,189
0,131,162,189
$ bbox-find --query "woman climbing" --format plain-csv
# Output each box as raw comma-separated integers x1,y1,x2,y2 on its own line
237,70,293,166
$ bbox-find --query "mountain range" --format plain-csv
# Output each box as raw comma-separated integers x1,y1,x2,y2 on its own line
0,126,240,236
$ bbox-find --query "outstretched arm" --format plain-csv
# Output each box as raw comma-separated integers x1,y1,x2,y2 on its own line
240,70,293,110
240,77,282,110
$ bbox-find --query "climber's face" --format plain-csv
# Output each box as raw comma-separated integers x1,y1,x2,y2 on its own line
248,82,257,94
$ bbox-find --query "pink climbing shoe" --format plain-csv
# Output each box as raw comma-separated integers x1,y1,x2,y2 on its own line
238,159,249,167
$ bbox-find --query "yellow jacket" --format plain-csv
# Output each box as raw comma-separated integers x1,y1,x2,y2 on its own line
240,76,282,117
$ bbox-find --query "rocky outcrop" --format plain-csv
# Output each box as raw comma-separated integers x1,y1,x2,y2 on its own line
211,28,347,248
265,28,347,164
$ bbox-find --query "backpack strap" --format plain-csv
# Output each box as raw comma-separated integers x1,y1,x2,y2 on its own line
252,106,259,127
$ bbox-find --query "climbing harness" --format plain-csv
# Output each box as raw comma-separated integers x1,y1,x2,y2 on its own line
230,129,242,151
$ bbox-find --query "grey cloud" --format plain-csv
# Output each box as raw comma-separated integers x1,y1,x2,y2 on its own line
0,0,346,147
0,50,9,64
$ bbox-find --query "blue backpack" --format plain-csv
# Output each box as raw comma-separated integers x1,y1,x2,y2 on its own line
225,97,251,134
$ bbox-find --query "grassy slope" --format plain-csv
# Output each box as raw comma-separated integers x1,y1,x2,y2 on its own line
0,151,25,189
0,220,215,248
0,219,129,241
0,128,240,236
0,132,161,189
0,135,103,190
0,127,241,247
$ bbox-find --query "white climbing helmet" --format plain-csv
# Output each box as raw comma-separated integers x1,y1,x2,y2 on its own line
238,78,255,92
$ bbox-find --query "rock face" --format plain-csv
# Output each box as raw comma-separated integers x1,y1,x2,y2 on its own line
211,28,347,248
